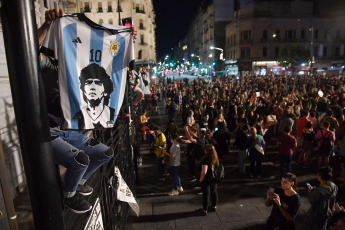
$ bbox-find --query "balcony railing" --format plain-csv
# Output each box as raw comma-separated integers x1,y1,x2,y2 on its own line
107,6,112,12
97,7,103,13
139,42,148,46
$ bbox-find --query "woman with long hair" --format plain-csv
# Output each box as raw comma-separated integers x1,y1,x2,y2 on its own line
265,173,300,230
303,166,338,230
199,144,220,215
248,127,265,178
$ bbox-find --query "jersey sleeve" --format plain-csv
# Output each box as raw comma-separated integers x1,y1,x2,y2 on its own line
40,20,60,60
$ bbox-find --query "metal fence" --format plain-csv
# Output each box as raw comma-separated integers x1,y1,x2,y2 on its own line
63,74,141,230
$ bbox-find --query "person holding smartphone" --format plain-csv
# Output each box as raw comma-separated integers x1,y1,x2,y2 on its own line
303,166,339,230
160,134,183,196
265,173,300,230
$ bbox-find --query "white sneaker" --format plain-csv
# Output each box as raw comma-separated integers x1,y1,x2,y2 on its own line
168,189,179,196
177,186,183,192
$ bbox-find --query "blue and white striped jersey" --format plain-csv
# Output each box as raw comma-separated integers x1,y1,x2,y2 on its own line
41,14,134,130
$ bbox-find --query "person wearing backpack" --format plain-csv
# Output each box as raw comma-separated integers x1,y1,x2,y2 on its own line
199,144,221,215
316,121,336,169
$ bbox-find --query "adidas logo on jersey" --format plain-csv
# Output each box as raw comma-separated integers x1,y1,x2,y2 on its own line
72,37,82,43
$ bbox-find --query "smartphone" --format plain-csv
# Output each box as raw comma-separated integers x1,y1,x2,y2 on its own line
256,91,260,97
159,146,164,149
306,183,312,188
268,187,274,196
214,127,218,131
122,17,132,27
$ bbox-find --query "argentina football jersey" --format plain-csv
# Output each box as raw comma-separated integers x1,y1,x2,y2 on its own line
41,14,134,130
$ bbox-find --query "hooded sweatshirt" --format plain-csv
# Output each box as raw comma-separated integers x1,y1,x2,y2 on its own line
308,182,338,220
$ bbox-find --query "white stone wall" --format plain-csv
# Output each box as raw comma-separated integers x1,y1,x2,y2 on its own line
79,0,156,62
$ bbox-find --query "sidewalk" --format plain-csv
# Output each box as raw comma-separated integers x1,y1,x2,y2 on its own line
127,99,331,230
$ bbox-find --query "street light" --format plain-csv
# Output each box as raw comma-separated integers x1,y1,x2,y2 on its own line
210,46,224,60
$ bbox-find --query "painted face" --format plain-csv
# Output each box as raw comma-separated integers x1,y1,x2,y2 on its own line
281,178,293,190
84,78,105,101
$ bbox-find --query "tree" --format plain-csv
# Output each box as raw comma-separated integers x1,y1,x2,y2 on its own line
277,46,310,68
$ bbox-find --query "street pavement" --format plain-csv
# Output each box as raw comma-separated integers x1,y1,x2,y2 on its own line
126,95,342,230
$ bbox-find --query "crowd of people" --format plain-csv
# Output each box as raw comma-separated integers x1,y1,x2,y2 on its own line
136,72,345,229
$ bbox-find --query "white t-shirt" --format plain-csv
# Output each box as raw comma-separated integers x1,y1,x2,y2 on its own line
41,14,134,129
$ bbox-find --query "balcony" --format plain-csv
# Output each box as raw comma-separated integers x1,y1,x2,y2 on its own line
139,25,146,30
117,7,122,12
107,6,112,12
139,42,148,46
97,7,103,13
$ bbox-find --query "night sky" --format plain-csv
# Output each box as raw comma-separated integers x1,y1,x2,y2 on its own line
153,0,201,61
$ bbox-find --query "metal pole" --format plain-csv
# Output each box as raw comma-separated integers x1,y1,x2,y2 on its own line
118,0,121,25
1,0,65,229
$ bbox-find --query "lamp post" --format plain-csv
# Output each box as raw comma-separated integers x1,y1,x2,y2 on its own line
210,46,224,60
210,46,225,73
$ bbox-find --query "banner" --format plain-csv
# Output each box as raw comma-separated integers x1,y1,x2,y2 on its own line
84,198,104,230
113,166,140,216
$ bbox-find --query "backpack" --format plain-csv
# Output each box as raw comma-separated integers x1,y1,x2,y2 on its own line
319,131,333,154
209,163,225,184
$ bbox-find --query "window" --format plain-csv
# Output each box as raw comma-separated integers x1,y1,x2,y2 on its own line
44,0,48,8
241,48,250,58
117,3,122,12
286,30,296,39
262,30,267,39
138,50,142,59
139,20,144,30
335,46,340,56
241,30,251,40
314,29,318,39
275,47,280,58
84,2,90,12
54,2,57,9
323,46,327,56
336,30,341,39
263,47,267,57
313,47,318,56
275,30,280,39
109,19,113,25
324,29,328,39
140,35,144,44
107,2,112,12
301,30,305,39
98,2,103,13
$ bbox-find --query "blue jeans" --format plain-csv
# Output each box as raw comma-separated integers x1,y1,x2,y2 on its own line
170,166,181,190
280,154,292,175
303,213,328,230
51,131,113,198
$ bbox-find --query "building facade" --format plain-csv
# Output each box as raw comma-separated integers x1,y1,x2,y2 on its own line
175,0,234,75
225,0,345,76
77,0,156,64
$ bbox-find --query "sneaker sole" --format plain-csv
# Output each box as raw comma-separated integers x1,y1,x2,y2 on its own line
77,191,93,196
67,205,93,214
